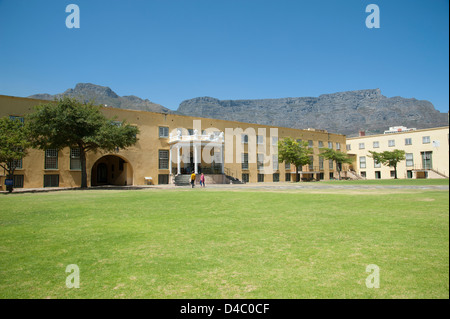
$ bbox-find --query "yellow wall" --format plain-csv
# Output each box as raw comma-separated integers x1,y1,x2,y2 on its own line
347,127,449,179
0,94,347,189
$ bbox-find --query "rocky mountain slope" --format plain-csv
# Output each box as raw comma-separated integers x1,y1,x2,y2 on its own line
28,83,171,114
177,89,448,136
28,84,448,136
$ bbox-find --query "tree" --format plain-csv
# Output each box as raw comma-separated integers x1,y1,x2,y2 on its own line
369,149,406,179
278,137,313,182
320,148,353,180
26,97,139,188
0,117,30,192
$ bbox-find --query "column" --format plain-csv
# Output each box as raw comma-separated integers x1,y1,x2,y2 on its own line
177,145,181,175
169,146,172,175
221,144,225,174
194,143,199,174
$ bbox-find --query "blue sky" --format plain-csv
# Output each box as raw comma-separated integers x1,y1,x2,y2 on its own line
0,0,448,112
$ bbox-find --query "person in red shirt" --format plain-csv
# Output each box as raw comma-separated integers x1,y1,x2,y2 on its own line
200,173,205,188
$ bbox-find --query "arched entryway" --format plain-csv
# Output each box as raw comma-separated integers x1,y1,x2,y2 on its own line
91,155,133,186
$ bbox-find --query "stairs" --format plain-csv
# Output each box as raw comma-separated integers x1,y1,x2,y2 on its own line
427,169,449,179
225,175,245,184
174,174,191,186
345,170,366,180
412,167,448,179
174,174,245,186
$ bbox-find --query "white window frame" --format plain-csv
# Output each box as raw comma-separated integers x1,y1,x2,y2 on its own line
360,156,366,169
45,149,58,170
242,153,249,170
272,136,278,146
159,126,169,138
158,150,169,169
374,159,381,168
8,158,22,170
257,153,264,170
70,148,81,170
9,115,24,124
406,153,414,167
273,154,279,171
257,135,264,145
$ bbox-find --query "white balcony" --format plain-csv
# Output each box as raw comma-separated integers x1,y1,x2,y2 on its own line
168,130,224,145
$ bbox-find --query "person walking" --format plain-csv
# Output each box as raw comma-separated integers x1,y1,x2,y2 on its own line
200,173,205,188
190,171,196,188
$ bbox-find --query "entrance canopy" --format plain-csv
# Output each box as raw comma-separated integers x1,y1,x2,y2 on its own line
168,130,224,175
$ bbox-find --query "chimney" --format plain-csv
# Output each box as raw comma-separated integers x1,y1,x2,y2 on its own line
359,130,365,137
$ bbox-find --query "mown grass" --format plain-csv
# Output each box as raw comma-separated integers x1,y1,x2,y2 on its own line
0,188,448,299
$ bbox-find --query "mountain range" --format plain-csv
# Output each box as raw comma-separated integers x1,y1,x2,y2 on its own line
29,83,171,114
28,83,448,137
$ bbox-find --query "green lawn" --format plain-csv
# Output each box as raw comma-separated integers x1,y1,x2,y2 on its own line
0,187,448,299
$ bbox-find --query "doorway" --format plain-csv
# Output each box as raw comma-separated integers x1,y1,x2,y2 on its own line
91,155,133,186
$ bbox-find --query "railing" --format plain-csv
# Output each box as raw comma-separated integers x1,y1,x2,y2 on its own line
172,164,223,175
201,165,223,174
224,167,238,179
169,131,224,144
410,164,448,178
345,170,366,180
411,164,433,171
295,166,325,173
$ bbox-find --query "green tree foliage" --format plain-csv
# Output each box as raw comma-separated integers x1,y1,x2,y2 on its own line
369,149,406,179
0,117,30,192
320,148,353,180
26,97,139,188
277,137,313,182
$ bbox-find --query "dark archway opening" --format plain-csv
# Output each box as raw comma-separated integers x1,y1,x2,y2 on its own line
91,155,133,186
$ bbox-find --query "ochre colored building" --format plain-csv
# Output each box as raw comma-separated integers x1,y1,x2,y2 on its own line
0,94,347,190
347,126,449,179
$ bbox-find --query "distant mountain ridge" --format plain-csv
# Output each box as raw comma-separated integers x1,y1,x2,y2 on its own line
177,89,448,136
28,83,172,114
28,84,448,137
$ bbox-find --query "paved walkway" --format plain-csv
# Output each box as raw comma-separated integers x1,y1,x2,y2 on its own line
2,182,448,194
160,182,449,191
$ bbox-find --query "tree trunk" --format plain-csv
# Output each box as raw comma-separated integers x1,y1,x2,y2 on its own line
297,166,300,182
6,165,15,193
80,148,88,188
394,165,398,179
6,171,13,193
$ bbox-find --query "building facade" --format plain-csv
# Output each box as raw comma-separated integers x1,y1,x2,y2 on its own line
347,126,449,179
0,95,347,190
